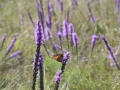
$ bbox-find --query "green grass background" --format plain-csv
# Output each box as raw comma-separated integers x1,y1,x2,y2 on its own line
0,0,120,90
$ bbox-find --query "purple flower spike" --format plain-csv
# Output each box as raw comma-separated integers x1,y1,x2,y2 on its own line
91,34,98,51
54,70,62,83
58,0,63,12
68,23,74,34
6,36,17,55
72,32,78,47
48,2,54,12
9,50,21,59
52,43,61,51
45,26,52,40
88,5,98,23
114,0,120,14
34,21,44,45
63,20,68,37
2,34,6,43
38,53,44,69
101,35,120,70
72,0,78,6
62,52,70,62
57,31,63,38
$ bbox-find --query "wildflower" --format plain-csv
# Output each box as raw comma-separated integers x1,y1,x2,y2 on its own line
58,0,63,12
88,5,98,23
72,32,78,47
0,34,6,51
57,31,63,38
91,34,98,51
45,26,52,40
34,21,44,45
38,53,44,90
68,23,74,34
38,53,44,69
101,35,120,70
118,17,120,24
54,70,62,83
114,0,120,14
63,20,68,37
32,21,44,90
6,36,17,55
9,50,21,59
62,52,70,62
72,0,78,6
48,1,54,12
2,34,6,43
54,52,70,90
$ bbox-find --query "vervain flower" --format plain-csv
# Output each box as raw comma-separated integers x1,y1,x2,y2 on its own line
62,52,70,62
45,26,52,40
58,0,63,12
32,21,44,90
57,31,63,39
2,34,6,43
101,35,120,70
54,52,70,90
114,0,120,14
72,0,78,6
34,21,44,45
6,36,17,55
88,5,98,23
91,34,98,51
54,70,62,83
0,34,6,51
68,23,74,34
72,32,78,47
63,20,69,37
38,53,44,70
9,50,21,59
48,1,54,12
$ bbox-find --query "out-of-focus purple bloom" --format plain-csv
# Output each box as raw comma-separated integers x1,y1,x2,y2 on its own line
57,31,63,38
101,35,120,69
45,26,52,40
91,34,98,51
48,12,52,28
34,21,44,45
118,17,120,24
58,0,63,12
110,62,116,67
62,52,70,62
63,20,68,36
68,23,74,34
38,53,44,70
9,50,21,59
54,70,62,83
2,34,6,43
48,1,54,12
52,43,61,51
6,36,17,55
72,32,78,47
52,43,66,52
72,0,78,6
88,5,98,23
114,0,120,14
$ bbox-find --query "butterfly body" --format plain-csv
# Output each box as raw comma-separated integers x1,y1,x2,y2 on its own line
53,54,63,62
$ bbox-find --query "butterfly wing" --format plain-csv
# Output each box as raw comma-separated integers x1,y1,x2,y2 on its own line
53,54,63,62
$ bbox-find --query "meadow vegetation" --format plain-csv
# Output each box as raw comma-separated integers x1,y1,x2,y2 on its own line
0,0,120,90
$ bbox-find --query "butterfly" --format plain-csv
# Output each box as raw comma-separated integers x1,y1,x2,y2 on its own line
53,54,63,62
